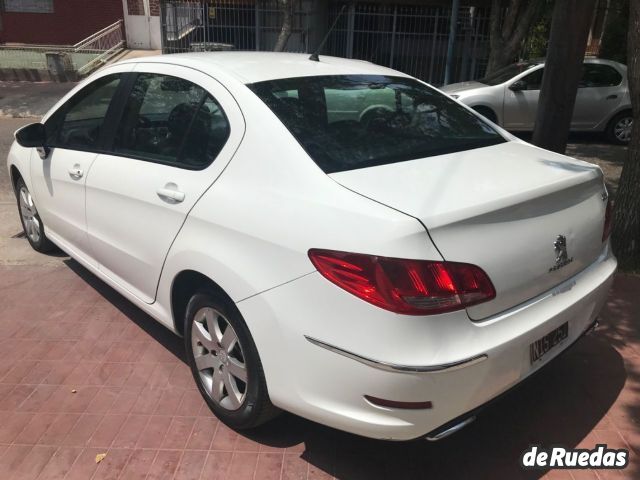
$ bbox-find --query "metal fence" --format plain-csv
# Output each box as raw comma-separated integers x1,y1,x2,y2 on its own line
0,19,125,78
326,3,491,85
159,1,491,86
73,20,126,74
161,0,311,53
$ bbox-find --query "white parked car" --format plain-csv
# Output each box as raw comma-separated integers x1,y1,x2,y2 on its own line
7,52,616,441
441,58,633,144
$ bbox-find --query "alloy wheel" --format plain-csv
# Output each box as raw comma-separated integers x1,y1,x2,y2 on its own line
18,186,41,244
614,117,633,143
191,307,248,411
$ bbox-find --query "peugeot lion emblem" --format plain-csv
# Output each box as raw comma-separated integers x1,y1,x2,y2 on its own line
549,235,574,272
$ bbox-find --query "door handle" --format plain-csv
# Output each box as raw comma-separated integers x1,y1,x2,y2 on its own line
68,167,83,179
157,187,185,203
606,94,618,100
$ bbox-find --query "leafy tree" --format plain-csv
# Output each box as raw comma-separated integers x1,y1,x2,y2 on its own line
599,0,629,64
612,0,640,269
521,2,554,59
486,0,546,74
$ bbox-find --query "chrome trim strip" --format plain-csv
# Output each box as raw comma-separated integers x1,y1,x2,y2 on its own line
425,416,476,441
304,336,488,374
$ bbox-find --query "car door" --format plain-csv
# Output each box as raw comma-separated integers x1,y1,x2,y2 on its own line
572,63,624,129
29,69,130,260
85,64,244,304
502,67,544,130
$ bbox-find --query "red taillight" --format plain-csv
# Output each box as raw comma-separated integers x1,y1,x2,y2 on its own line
308,249,496,315
602,199,613,242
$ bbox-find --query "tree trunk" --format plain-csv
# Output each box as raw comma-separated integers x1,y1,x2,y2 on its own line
273,0,293,52
486,0,543,74
531,0,597,154
612,0,640,270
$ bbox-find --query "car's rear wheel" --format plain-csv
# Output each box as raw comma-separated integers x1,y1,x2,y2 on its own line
15,178,56,253
606,111,633,145
184,290,279,429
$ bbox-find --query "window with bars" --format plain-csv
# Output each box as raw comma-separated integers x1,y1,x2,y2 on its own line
3,0,54,13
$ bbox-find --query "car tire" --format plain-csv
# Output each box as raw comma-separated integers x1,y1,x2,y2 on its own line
472,106,498,124
15,177,56,253
606,111,633,145
184,290,279,430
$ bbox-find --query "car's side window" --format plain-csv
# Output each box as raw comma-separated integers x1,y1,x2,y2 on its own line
112,73,230,169
45,74,121,150
579,65,622,88
520,68,544,91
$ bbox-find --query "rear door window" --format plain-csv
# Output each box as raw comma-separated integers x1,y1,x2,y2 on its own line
579,64,623,88
112,73,230,168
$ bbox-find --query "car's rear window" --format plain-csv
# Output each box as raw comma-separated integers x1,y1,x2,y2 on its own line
249,75,505,173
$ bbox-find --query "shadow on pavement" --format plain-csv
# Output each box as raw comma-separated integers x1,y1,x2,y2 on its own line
64,258,635,479
64,258,186,363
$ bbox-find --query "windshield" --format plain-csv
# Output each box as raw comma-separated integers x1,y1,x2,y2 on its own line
249,75,505,173
478,62,538,86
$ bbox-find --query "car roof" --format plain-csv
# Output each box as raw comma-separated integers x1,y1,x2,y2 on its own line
528,57,625,69
118,51,409,84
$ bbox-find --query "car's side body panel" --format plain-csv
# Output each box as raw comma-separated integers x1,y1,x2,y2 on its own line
24,63,136,260
84,62,246,305
31,149,99,259
155,83,441,331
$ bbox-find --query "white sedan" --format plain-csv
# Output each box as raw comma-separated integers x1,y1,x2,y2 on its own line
441,58,632,144
7,52,616,441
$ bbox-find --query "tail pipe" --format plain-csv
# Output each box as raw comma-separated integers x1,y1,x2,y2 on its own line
584,318,600,336
425,416,476,441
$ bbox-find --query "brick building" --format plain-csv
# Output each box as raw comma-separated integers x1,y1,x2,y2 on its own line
0,0,125,45
0,0,164,49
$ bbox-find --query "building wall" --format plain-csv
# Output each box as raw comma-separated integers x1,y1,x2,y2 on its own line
149,0,161,16
0,0,124,45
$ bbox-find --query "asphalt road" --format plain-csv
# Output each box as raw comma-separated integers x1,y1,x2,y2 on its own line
0,80,74,118
0,117,65,266
0,117,31,202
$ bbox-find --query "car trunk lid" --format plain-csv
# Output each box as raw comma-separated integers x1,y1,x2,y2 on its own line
329,141,607,320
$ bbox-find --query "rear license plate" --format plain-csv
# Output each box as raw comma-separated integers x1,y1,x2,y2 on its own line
530,322,569,364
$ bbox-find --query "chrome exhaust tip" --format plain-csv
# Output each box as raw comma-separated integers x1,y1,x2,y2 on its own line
425,415,476,442
584,318,600,336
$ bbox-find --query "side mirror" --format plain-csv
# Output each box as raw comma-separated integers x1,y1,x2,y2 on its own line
15,123,46,148
15,123,49,159
509,80,527,92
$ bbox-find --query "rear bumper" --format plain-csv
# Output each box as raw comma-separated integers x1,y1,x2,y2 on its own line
423,316,599,441
237,245,616,440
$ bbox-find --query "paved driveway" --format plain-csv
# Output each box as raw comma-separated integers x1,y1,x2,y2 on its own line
0,115,637,479
0,262,638,479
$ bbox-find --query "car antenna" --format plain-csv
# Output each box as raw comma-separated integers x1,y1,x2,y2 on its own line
309,5,347,62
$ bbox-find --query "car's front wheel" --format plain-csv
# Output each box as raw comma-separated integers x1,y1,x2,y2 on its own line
15,178,56,253
184,290,279,429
